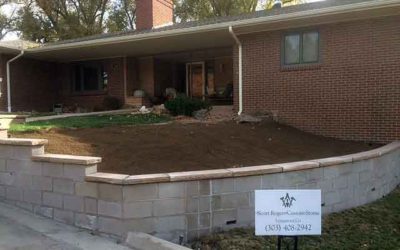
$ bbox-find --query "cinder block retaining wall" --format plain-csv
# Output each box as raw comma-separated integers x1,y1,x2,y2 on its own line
0,138,399,243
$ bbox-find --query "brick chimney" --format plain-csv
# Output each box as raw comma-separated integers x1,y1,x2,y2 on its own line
136,0,174,31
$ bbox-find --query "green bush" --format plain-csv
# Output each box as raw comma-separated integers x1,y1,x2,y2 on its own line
164,95,211,116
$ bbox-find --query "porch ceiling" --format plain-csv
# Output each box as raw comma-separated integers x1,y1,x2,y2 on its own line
24,29,234,62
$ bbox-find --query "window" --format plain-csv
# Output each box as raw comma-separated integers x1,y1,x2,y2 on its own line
283,31,320,65
73,63,108,92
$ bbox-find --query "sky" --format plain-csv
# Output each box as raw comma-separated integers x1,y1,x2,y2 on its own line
1,0,325,41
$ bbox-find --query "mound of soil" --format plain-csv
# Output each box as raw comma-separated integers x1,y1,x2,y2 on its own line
11,120,379,175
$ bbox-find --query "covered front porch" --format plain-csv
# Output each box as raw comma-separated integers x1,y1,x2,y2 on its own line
48,46,233,112
125,47,233,108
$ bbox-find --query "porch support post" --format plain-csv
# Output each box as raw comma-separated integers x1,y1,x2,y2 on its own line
229,26,243,116
6,50,25,113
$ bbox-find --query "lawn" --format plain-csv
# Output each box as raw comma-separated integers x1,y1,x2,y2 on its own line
192,187,400,250
9,113,170,132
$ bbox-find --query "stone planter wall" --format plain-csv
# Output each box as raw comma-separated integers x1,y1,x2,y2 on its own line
0,137,399,243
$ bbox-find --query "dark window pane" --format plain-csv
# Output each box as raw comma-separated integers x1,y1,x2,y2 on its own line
74,66,82,91
83,67,100,91
303,32,319,63
284,34,300,65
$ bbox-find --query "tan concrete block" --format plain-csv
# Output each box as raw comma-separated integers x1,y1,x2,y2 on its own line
0,172,14,186
212,209,236,228
53,178,74,194
157,215,186,232
186,197,198,213
212,193,249,210
6,187,23,201
199,197,211,212
6,159,42,175
63,164,97,181
186,181,199,197
63,195,84,212
75,182,98,198
11,146,45,159
199,180,211,196
98,200,122,218
159,182,185,198
123,184,158,202
123,201,153,218
153,199,185,216
14,174,32,188
23,189,42,205
212,179,234,194
98,183,122,201
42,162,63,178
234,176,261,192
98,216,124,236
84,197,97,214
0,159,5,171
43,192,63,208
32,176,52,191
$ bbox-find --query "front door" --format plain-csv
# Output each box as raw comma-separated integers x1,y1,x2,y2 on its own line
186,62,205,98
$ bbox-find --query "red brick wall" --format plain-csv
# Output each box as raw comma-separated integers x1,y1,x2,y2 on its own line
0,55,58,112
136,0,173,31
0,56,126,112
57,57,126,110
234,16,400,143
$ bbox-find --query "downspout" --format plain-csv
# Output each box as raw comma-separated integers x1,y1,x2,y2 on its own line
229,26,243,116
6,50,25,113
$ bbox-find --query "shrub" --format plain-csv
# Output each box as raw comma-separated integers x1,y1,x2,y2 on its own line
103,96,122,110
164,95,211,116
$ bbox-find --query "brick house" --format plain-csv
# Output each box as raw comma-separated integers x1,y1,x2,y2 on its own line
0,0,399,143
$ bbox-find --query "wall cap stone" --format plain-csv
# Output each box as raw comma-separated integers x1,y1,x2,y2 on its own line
124,174,170,184
0,115,29,119
32,154,102,165
277,161,320,172
227,165,282,177
85,172,129,184
0,138,48,146
169,169,233,182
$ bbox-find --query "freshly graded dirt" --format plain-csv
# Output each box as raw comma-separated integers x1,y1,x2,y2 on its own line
11,120,379,175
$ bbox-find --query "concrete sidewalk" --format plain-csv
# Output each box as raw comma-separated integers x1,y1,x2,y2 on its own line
0,201,132,250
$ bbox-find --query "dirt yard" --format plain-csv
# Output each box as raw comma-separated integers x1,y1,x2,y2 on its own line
11,120,379,175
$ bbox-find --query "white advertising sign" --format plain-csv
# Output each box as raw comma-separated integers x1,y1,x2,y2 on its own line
255,190,321,236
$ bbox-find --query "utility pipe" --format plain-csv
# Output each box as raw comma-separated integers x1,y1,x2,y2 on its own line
229,26,243,116
6,50,25,113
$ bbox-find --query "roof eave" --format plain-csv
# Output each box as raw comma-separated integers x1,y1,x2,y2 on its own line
24,0,400,55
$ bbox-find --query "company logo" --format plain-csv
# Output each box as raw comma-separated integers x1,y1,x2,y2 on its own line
280,193,296,208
